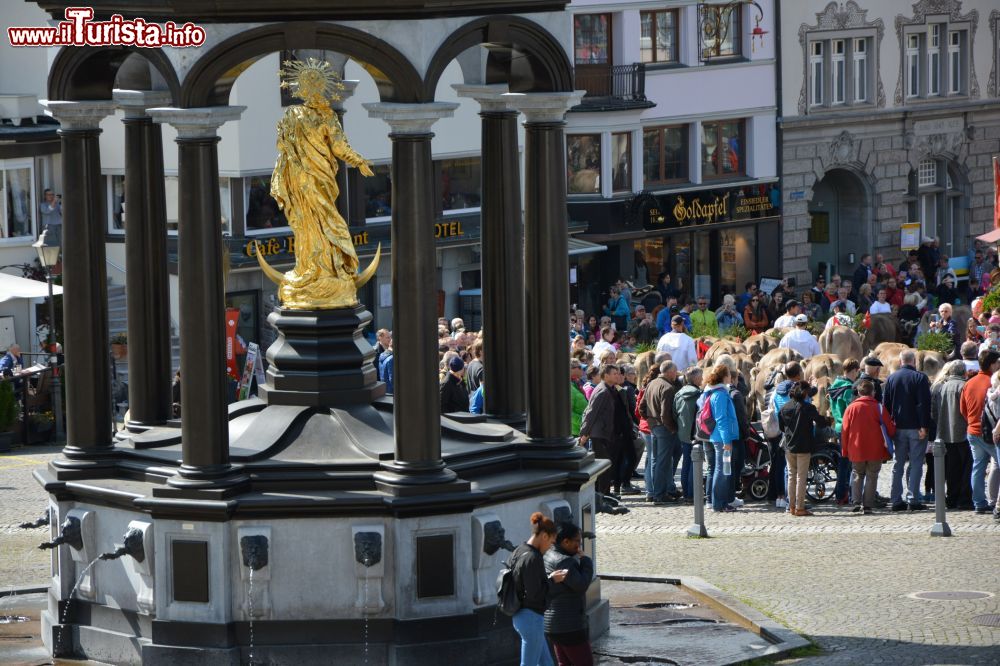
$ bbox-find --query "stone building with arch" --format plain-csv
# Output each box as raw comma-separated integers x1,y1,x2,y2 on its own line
779,0,1000,288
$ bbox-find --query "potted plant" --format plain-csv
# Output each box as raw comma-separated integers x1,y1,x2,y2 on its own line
28,411,54,444
0,380,18,452
111,332,128,360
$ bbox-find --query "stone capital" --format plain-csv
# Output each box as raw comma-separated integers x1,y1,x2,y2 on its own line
113,90,175,120
331,80,360,112
147,106,246,139
362,102,459,135
451,84,513,113
502,91,585,123
40,100,116,130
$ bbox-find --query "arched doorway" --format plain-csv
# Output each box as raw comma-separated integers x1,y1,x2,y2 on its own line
808,168,871,280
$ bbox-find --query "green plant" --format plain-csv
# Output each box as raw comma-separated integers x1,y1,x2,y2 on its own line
722,324,751,341
767,328,785,340
981,285,1000,314
916,331,954,354
633,341,656,354
111,332,128,345
0,381,17,432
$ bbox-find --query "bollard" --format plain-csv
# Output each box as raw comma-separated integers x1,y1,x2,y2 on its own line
930,439,951,537
687,441,708,538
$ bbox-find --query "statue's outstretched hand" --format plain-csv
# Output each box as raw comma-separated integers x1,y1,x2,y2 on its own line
359,163,375,177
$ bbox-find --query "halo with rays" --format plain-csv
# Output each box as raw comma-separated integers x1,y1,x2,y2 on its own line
279,57,345,101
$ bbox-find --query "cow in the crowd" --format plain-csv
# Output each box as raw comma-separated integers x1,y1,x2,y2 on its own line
703,339,747,364
802,354,843,382
864,313,902,351
818,326,864,361
743,333,779,363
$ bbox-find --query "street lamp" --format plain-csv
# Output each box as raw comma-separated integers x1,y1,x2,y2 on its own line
32,229,63,441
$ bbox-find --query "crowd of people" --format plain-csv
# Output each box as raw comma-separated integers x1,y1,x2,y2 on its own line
563,240,1000,520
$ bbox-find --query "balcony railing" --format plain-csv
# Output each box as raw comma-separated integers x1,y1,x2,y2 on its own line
574,63,653,111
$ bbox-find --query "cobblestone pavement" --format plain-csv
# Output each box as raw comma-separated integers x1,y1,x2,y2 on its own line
595,464,1000,665
3,448,999,664
0,446,61,594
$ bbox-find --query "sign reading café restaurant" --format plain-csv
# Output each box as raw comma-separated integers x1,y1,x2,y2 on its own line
244,220,467,259
642,184,780,231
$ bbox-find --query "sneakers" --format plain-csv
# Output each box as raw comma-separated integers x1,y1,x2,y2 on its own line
907,502,927,511
775,497,788,509
731,498,745,507
851,505,863,513
620,484,641,496
891,502,908,512
974,507,991,514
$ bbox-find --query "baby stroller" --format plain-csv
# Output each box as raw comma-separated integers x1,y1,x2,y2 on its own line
806,428,841,502
741,426,772,501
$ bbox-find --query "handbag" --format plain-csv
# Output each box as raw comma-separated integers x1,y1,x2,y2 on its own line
877,404,894,457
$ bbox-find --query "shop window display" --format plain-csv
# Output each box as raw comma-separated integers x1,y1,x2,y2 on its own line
643,126,688,186
567,134,601,194
702,120,744,179
2,165,33,239
245,175,289,231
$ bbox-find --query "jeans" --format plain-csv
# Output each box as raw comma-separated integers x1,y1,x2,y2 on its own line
729,438,745,502
944,441,973,508
891,429,926,505
641,432,654,497
513,609,554,666
834,435,852,501
968,435,1000,510
680,442,693,499
646,426,672,499
768,439,786,500
705,441,716,498
710,441,731,511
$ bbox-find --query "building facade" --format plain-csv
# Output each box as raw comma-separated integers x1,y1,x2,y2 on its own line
566,0,779,313
779,0,1000,287
0,1,62,353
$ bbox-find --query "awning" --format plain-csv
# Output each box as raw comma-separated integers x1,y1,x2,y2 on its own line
977,228,1000,243
568,237,608,256
0,272,62,304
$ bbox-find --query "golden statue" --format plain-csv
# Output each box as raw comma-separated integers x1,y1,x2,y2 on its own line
256,58,380,309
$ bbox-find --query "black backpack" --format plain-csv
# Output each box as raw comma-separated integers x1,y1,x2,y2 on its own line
496,552,522,616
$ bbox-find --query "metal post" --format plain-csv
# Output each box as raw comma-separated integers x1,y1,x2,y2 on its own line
930,439,951,537
47,273,63,441
688,442,708,538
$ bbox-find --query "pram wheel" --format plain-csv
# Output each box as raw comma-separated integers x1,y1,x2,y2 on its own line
749,478,769,500
806,452,838,502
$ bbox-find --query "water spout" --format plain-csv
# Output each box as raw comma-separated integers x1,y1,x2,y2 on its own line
19,513,49,529
98,528,145,562
39,517,82,551
353,532,382,568
482,520,515,555
240,535,269,571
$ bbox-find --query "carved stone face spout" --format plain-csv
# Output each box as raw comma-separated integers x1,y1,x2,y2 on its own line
39,516,83,551
483,520,515,555
240,535,269,571
122,528,145,563
354,532,382,568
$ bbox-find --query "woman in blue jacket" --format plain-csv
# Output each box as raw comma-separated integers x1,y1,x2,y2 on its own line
698,364,740,512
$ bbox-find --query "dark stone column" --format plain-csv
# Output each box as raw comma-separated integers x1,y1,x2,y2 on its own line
364,103,463,491
41,101,116,465
455,85,525,420
508,93,582,443
149,106,246,489
115,91,173,428
331,80,359,228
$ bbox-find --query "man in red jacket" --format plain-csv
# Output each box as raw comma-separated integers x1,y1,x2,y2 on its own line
842,380,895,514
959,349,1000,513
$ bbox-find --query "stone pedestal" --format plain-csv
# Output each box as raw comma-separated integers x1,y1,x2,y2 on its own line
258,306,386,407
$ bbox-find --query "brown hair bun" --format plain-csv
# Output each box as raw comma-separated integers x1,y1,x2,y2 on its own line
529,511,557,536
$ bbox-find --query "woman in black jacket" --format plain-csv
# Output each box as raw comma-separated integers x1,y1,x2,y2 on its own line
778,381,830,516
511,512,562,666
543,523,595,665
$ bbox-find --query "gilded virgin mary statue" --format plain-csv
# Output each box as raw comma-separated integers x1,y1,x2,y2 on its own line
256,58,379,309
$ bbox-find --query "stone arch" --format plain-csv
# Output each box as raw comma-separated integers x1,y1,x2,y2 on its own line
181,22,423,107
422,15,574,99
48,46,181,102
